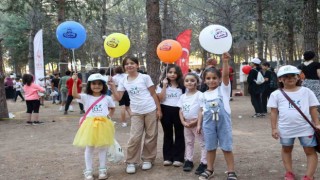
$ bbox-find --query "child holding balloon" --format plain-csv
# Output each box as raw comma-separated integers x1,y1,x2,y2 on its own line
108,56,162,174
198,52,237,180
156,64,185,167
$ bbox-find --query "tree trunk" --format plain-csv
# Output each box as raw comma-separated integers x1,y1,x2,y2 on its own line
256,0,263,60
287,8,294,65
57,0,68,73
27,25,35,75
100,0,108,68
146,0,162,83
303,0,318,61
0,38,9,119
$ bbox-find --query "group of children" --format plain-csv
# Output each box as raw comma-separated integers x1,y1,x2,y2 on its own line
20,52,320,180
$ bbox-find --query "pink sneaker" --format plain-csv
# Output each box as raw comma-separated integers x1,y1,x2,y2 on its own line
284,171,295,180
301,175,313,180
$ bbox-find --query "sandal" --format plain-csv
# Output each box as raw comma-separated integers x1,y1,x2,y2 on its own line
199,169,214,180
227,172,237,180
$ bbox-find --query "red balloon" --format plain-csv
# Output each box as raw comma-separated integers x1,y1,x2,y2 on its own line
242,65,252,75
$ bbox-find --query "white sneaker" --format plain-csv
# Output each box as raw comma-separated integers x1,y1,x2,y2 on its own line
126,164,136,174
59,106,64,111
98,168,108,179
163,160,173,166
142,162,152,170
83,170,93,180
69,105,74,112
121,123,128,127
173,161,183,167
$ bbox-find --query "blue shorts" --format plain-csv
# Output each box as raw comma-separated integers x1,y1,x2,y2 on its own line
280,135,317,147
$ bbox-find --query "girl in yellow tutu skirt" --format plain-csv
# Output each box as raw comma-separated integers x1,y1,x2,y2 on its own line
71,73,115,180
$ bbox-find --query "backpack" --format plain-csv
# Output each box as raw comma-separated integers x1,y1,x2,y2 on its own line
255,70,265,85
269,71,278,89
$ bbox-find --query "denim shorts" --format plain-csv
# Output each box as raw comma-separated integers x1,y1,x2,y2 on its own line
280,135,317,147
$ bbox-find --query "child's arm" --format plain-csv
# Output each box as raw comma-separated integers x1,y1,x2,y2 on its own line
179,109,189,127
108,107,115,118
72,73,81,99
310,106,320,129
148,85,162,120
108,78,124,101
221,52,231,86
157,78,168,102
270,107,279,139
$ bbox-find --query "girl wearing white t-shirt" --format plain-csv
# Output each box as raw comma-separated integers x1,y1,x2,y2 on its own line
177,73,207,175
109,57,162,174
267,65,320,180
157,64,185,167
198,53,237,180
72,73,116,180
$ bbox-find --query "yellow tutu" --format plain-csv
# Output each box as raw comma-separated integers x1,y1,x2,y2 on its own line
73,116,115,147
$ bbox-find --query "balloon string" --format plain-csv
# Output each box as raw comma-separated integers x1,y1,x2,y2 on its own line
166,63,168,77
110,58,113,77
72,49,77,72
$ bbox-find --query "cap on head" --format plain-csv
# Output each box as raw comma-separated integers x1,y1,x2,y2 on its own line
277,65,300,77
251,58,261,65
303,51,315,61
88,73,107,83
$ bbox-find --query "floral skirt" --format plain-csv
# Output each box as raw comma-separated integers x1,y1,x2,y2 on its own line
73,116,115,147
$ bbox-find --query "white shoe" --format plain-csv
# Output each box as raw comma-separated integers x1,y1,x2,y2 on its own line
98,168,108,179
126,164,136,174
121,123,128,127
172,161,183,167
59,106,64,111
142,162,152,170
69,105,74,112
163,160,173,166
83,170,93,180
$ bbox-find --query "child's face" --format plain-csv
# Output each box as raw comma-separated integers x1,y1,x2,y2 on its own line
261,65,268,70
124,59,138,73
167,67,178,81
279,74,298,86
204,72,220,89
184,75,198,90
90,80,104,93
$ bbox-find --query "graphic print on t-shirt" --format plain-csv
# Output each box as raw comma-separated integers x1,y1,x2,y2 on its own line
92,104,103,113
182,104,191,113
288,99,301,109
129,86,139,94
167,92,178,98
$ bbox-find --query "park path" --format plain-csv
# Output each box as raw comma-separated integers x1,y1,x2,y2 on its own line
0,95,318,180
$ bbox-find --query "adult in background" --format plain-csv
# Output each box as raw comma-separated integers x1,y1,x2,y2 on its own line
298,50,320,113
14,77,25,102
247,58,265,118
51,73,60,104
59,70,72,111
4,76,14,99
64,72,85,115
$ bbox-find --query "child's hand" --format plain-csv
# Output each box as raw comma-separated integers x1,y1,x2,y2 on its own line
196,125,202,134
222,52,231,63
182,121,190,128
272,129,279,140
156,109,162,121
162,78,168,86
72,73,78,81
107,78,115,87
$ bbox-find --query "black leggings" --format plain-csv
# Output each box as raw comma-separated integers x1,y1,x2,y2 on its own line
64,95,84,112
14,91,25,101
26,100,40,113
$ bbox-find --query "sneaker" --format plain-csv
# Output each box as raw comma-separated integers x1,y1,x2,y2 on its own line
284,171,295,180
251,113,259,118
69,105,74,112
26,121,33,125
64,111,68,115
121,123,128,127
302,175,313,180
163,160,173,166
126,164,136,174
59,106,64,111
83,170,93,180
195,162,207,175
80,110,85,114
172,161,183,167
227,172,238,180
183,160,194,172
142,162,152,170
33,121,44,125
98,168,108,180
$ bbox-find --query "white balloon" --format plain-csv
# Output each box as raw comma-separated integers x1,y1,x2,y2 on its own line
199,24,232,54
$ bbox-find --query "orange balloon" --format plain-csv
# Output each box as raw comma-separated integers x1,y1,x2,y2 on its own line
157,39,182,63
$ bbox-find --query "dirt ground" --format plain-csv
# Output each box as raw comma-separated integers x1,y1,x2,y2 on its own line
0,94,319,180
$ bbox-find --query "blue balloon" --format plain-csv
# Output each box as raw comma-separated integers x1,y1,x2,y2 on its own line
56,21,87,49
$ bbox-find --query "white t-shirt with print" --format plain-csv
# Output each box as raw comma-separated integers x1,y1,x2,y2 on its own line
177,91,203,119
79,94,115,117
156,85,183,107
117,73,156,114
201,82,231,114
267,87,320,138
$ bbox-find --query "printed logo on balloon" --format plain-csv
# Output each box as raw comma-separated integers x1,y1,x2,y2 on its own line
157,39,182,64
